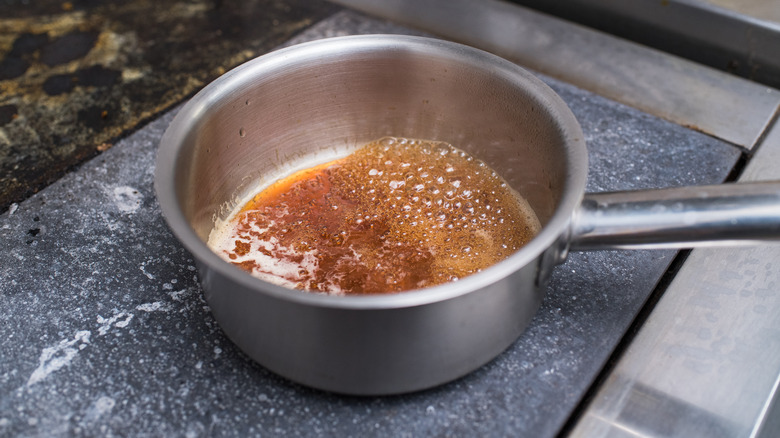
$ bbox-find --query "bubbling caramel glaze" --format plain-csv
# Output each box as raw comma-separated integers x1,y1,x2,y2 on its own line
208,137,541,295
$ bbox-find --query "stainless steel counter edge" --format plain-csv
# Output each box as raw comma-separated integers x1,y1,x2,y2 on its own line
569,119,780,437
508,0,780,90
329,0,780,150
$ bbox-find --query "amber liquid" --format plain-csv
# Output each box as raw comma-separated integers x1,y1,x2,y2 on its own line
209,137,540,295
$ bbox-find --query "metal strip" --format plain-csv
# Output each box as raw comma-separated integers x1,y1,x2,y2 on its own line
570,119,780,436
509,0,780,90
330,0,780,149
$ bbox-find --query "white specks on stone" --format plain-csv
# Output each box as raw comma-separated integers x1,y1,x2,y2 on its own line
97,313,134,335
139,262,155,280
163,283,174,290
136,301,171,312
8,203,18,215
83,396,116,424
168,289,189,301
214,346,222,358
426,405,436,414
185,422,206,438
111,186,143,214
0,418,9,427
115,316,132,328
27,330,91,386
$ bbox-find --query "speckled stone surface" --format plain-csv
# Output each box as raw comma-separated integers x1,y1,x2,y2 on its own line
0,11,742,437
0,0,338,211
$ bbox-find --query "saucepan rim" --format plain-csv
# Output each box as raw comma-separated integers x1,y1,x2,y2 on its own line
155,34,588,310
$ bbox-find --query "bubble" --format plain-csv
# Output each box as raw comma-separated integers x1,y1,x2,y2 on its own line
433,143,450,156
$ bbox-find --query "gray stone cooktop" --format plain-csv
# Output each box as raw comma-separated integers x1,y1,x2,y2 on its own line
0,11,741,437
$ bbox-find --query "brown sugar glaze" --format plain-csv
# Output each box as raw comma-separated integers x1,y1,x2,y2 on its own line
209,137,541,295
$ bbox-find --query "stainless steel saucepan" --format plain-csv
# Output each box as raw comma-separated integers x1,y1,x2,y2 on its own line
155,35,780,395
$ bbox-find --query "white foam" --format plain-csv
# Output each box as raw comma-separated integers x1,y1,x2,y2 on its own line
210,217,322,290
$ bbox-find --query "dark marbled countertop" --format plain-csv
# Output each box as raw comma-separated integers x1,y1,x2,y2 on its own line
0,0,338,212
0,5,746,438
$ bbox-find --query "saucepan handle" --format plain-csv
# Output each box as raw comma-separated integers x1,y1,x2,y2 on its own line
568,181,780,251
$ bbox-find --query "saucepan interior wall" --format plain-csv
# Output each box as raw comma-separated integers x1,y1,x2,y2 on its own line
175,39,575,243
